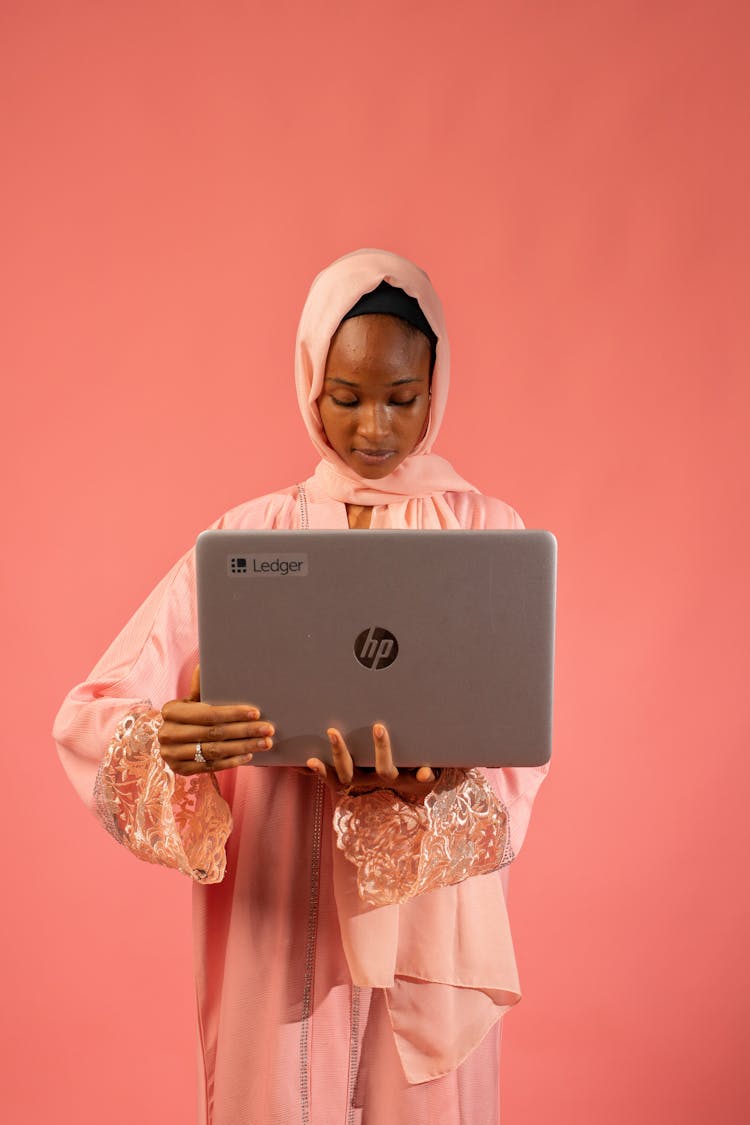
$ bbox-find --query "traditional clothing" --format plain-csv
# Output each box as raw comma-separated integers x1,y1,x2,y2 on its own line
54,250,548,1124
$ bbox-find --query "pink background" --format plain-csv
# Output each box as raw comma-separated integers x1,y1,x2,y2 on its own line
2,2,748,1121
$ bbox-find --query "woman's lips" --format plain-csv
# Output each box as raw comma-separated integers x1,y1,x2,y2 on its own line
352,449,397,465
353,447,398,465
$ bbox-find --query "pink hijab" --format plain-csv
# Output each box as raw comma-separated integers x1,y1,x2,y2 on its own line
295,248,479,511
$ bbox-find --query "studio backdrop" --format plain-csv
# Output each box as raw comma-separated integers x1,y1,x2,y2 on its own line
2,2,748,1122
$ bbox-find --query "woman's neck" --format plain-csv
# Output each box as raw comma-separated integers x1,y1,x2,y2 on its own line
346,504,373,529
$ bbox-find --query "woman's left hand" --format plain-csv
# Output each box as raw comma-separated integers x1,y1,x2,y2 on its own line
306,723,438,798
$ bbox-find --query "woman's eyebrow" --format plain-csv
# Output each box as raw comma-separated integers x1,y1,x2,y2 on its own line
326,376,423,387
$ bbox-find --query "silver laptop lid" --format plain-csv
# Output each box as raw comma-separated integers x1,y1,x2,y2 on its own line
196,529,556,769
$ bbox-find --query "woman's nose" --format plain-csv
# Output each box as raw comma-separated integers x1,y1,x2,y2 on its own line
356,402,389,441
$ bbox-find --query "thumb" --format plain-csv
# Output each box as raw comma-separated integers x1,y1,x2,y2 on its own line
188,664,201,702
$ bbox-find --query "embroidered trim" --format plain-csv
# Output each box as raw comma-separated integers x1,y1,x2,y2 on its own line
299,777,324,1123
333,768,514,906
93,707,232,883
346,985,361,1125
297,482,310,530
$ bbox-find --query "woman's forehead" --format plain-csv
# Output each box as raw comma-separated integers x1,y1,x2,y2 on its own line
328,314,430,355
325,316,431,378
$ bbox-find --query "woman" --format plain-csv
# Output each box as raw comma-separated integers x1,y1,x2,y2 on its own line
54,248,548,1125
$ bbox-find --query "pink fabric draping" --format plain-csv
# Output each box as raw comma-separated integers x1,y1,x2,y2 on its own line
296,248,478,507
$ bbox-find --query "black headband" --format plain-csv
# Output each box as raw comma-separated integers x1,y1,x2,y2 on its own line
339,280,438,352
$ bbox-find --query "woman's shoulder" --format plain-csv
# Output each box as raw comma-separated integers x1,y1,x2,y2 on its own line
443,490,525,530
154,486,299,592
212,484,299,531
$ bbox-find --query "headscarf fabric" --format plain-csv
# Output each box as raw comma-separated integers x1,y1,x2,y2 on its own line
294,249,478,508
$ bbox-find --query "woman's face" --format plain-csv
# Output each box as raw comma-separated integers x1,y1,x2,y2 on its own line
318,314,432,480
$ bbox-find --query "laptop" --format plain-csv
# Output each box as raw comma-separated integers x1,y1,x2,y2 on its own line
196,529,556,769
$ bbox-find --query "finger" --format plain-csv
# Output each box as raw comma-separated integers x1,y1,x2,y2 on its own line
305,757,328,780
306,757,345,791
162,700,261,725
174,752,255,776
166,736,273,764
373,723,398,781
305,756,342,787
415,766,436,784
159,720,274,746
188,665,201,702
327,729,354,786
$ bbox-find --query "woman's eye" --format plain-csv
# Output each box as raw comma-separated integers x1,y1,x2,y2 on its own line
329,395,418,408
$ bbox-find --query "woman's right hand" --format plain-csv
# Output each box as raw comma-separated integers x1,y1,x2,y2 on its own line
158,666,275,776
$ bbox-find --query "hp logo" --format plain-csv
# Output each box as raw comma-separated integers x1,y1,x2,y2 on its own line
354,626,399,670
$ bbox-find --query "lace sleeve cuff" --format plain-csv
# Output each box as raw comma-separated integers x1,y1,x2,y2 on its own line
93,707,232,883
333,768,513,906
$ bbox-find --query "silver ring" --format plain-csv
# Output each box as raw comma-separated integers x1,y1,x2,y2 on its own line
194,742,206,764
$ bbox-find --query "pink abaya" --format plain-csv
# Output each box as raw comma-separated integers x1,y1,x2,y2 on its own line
54,250,548,1124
